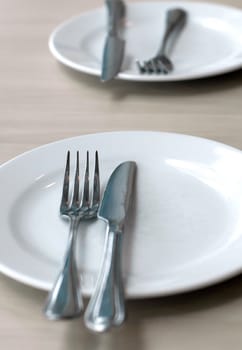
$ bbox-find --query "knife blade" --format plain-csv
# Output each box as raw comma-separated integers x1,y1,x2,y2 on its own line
84,161,136,332
101,0,126,82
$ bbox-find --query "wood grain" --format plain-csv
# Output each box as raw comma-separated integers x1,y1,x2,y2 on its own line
1,0,242,348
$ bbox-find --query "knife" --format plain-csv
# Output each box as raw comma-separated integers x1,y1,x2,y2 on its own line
84,161,136,332
101,0,126,82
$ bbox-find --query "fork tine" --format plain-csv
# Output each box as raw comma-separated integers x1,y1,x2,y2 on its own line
156,60,164,73
81,151,90,208
71,151,80,209
151,59,159,74
136,60,146,74
145,61,154,74
60,150,70,211
92,151,100,207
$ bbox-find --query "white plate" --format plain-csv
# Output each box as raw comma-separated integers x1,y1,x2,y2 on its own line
49,1,242,82
2,131,242,298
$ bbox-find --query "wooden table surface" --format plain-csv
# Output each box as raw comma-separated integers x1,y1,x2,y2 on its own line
1,0,242,348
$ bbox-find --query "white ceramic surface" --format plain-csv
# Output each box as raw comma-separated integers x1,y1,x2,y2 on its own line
1,131,242,298
49,1,242,81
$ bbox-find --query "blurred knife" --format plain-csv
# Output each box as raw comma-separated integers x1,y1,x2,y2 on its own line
101,0,126,82
84,161,136,332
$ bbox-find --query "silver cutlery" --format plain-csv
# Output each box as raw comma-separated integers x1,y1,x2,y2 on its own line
84,161,136,332
44,151,100,320
101,0,126,82
136,8,187,74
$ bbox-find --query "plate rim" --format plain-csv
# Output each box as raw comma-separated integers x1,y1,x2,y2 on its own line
2,130,242,298
49,1,242,82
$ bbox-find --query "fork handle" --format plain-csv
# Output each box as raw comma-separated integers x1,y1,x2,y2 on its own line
84,227,125,332
43,217,83,319
159,8,187,56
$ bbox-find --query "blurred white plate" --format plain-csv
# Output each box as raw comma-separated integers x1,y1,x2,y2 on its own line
49,1,242,81
1,131,242,297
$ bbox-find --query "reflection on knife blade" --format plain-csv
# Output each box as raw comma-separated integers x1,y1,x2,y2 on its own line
101,0,126,82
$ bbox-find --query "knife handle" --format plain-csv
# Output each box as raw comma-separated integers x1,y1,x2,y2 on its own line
107,0,125,36
84,228,125,332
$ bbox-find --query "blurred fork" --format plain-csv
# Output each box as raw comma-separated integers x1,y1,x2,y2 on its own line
44,150,100,320
136,8,187,74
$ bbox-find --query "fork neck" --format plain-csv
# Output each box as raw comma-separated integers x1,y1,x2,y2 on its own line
157,9,187,56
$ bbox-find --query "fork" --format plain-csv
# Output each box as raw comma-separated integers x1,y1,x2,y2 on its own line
136,8,187,74
43,150,100,320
